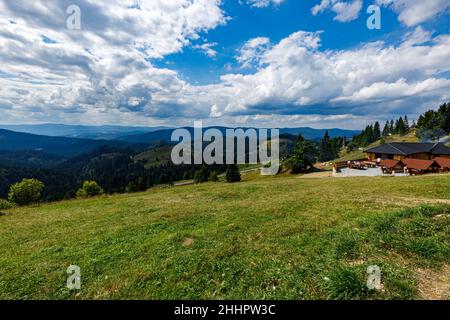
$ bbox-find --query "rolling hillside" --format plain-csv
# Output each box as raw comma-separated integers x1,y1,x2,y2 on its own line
133,134,298,169
118,127,359,144
0,173,449,300
0,129,146,157
0,150,66,168
0,124,168,140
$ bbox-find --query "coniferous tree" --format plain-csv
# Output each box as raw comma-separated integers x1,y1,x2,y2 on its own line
319,131,334,162
416,106,448,140
404,115,409,130
382,121,390,136
395,117,407,134
389,120,395,133
439,102,450,133
285,134,318,173
373,121,381,141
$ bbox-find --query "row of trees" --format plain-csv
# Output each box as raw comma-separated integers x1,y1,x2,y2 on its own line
192,165,241,183
1,165,243,208
285,132,349,171
1,178,106,208
382,116,410,137
319,132,346,162
348,116,411,151
416,103,450,141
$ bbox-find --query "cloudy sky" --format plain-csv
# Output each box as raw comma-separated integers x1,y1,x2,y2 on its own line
0,0,449,129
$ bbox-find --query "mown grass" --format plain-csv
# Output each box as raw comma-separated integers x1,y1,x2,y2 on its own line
0,174,449,300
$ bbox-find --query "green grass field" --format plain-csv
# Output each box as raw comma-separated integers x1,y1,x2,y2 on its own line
0,173,449,300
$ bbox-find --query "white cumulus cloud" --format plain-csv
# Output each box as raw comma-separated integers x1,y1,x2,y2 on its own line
244,0,285,8
311,0,363,22
377,0,450,27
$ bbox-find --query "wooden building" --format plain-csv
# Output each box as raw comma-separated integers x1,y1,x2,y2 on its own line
434,157,450,172
402,158,440,175
365,142,450,161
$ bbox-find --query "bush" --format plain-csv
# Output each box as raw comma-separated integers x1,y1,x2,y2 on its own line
0,199,15,210
8,178,45,206
76,181,104,198
226,165,241,183
193,167,209,184
209,171,219,182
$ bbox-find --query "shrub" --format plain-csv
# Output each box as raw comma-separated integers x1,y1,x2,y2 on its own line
193,167,209,184
0,199,15,210
226,165,241,183
8,178,45,206
209,171,219,182
76,181,104,198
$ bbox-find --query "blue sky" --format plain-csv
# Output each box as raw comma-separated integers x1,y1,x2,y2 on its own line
158,1,394,84
0,0,449,129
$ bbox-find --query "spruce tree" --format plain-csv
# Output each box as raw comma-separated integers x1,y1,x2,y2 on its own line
395,117,406,134
285,134,317,174
373,122,381,141
389,120,395,133
319,131,334,162
382,121,390,136
404,115,409,130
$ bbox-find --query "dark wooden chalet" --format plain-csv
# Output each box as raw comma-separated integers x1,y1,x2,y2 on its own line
365,142,450,161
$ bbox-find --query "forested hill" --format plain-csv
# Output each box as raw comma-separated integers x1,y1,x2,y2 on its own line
117,127,359,144
0,129,146,157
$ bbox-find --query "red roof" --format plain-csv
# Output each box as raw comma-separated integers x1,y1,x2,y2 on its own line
380,159,401,169
434,157,450,169
403,158,437,170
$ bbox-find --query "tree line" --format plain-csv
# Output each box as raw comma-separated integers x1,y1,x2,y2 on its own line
416,103,450,141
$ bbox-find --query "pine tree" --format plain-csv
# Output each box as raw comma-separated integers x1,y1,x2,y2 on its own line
319,131,334,162
439,102,450,133
395,117,407,134
404,115,409,130
373,121,381,141
382,121,390,136
285,134,317,174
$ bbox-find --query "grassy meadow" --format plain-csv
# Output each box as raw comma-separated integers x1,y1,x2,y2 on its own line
0,173,449,300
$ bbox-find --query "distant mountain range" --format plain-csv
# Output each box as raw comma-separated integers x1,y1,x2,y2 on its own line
0,129,145,157
0,125,359,202
0,124,168,140
0,124,359,141
118,126,359,144
0,125,359,159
